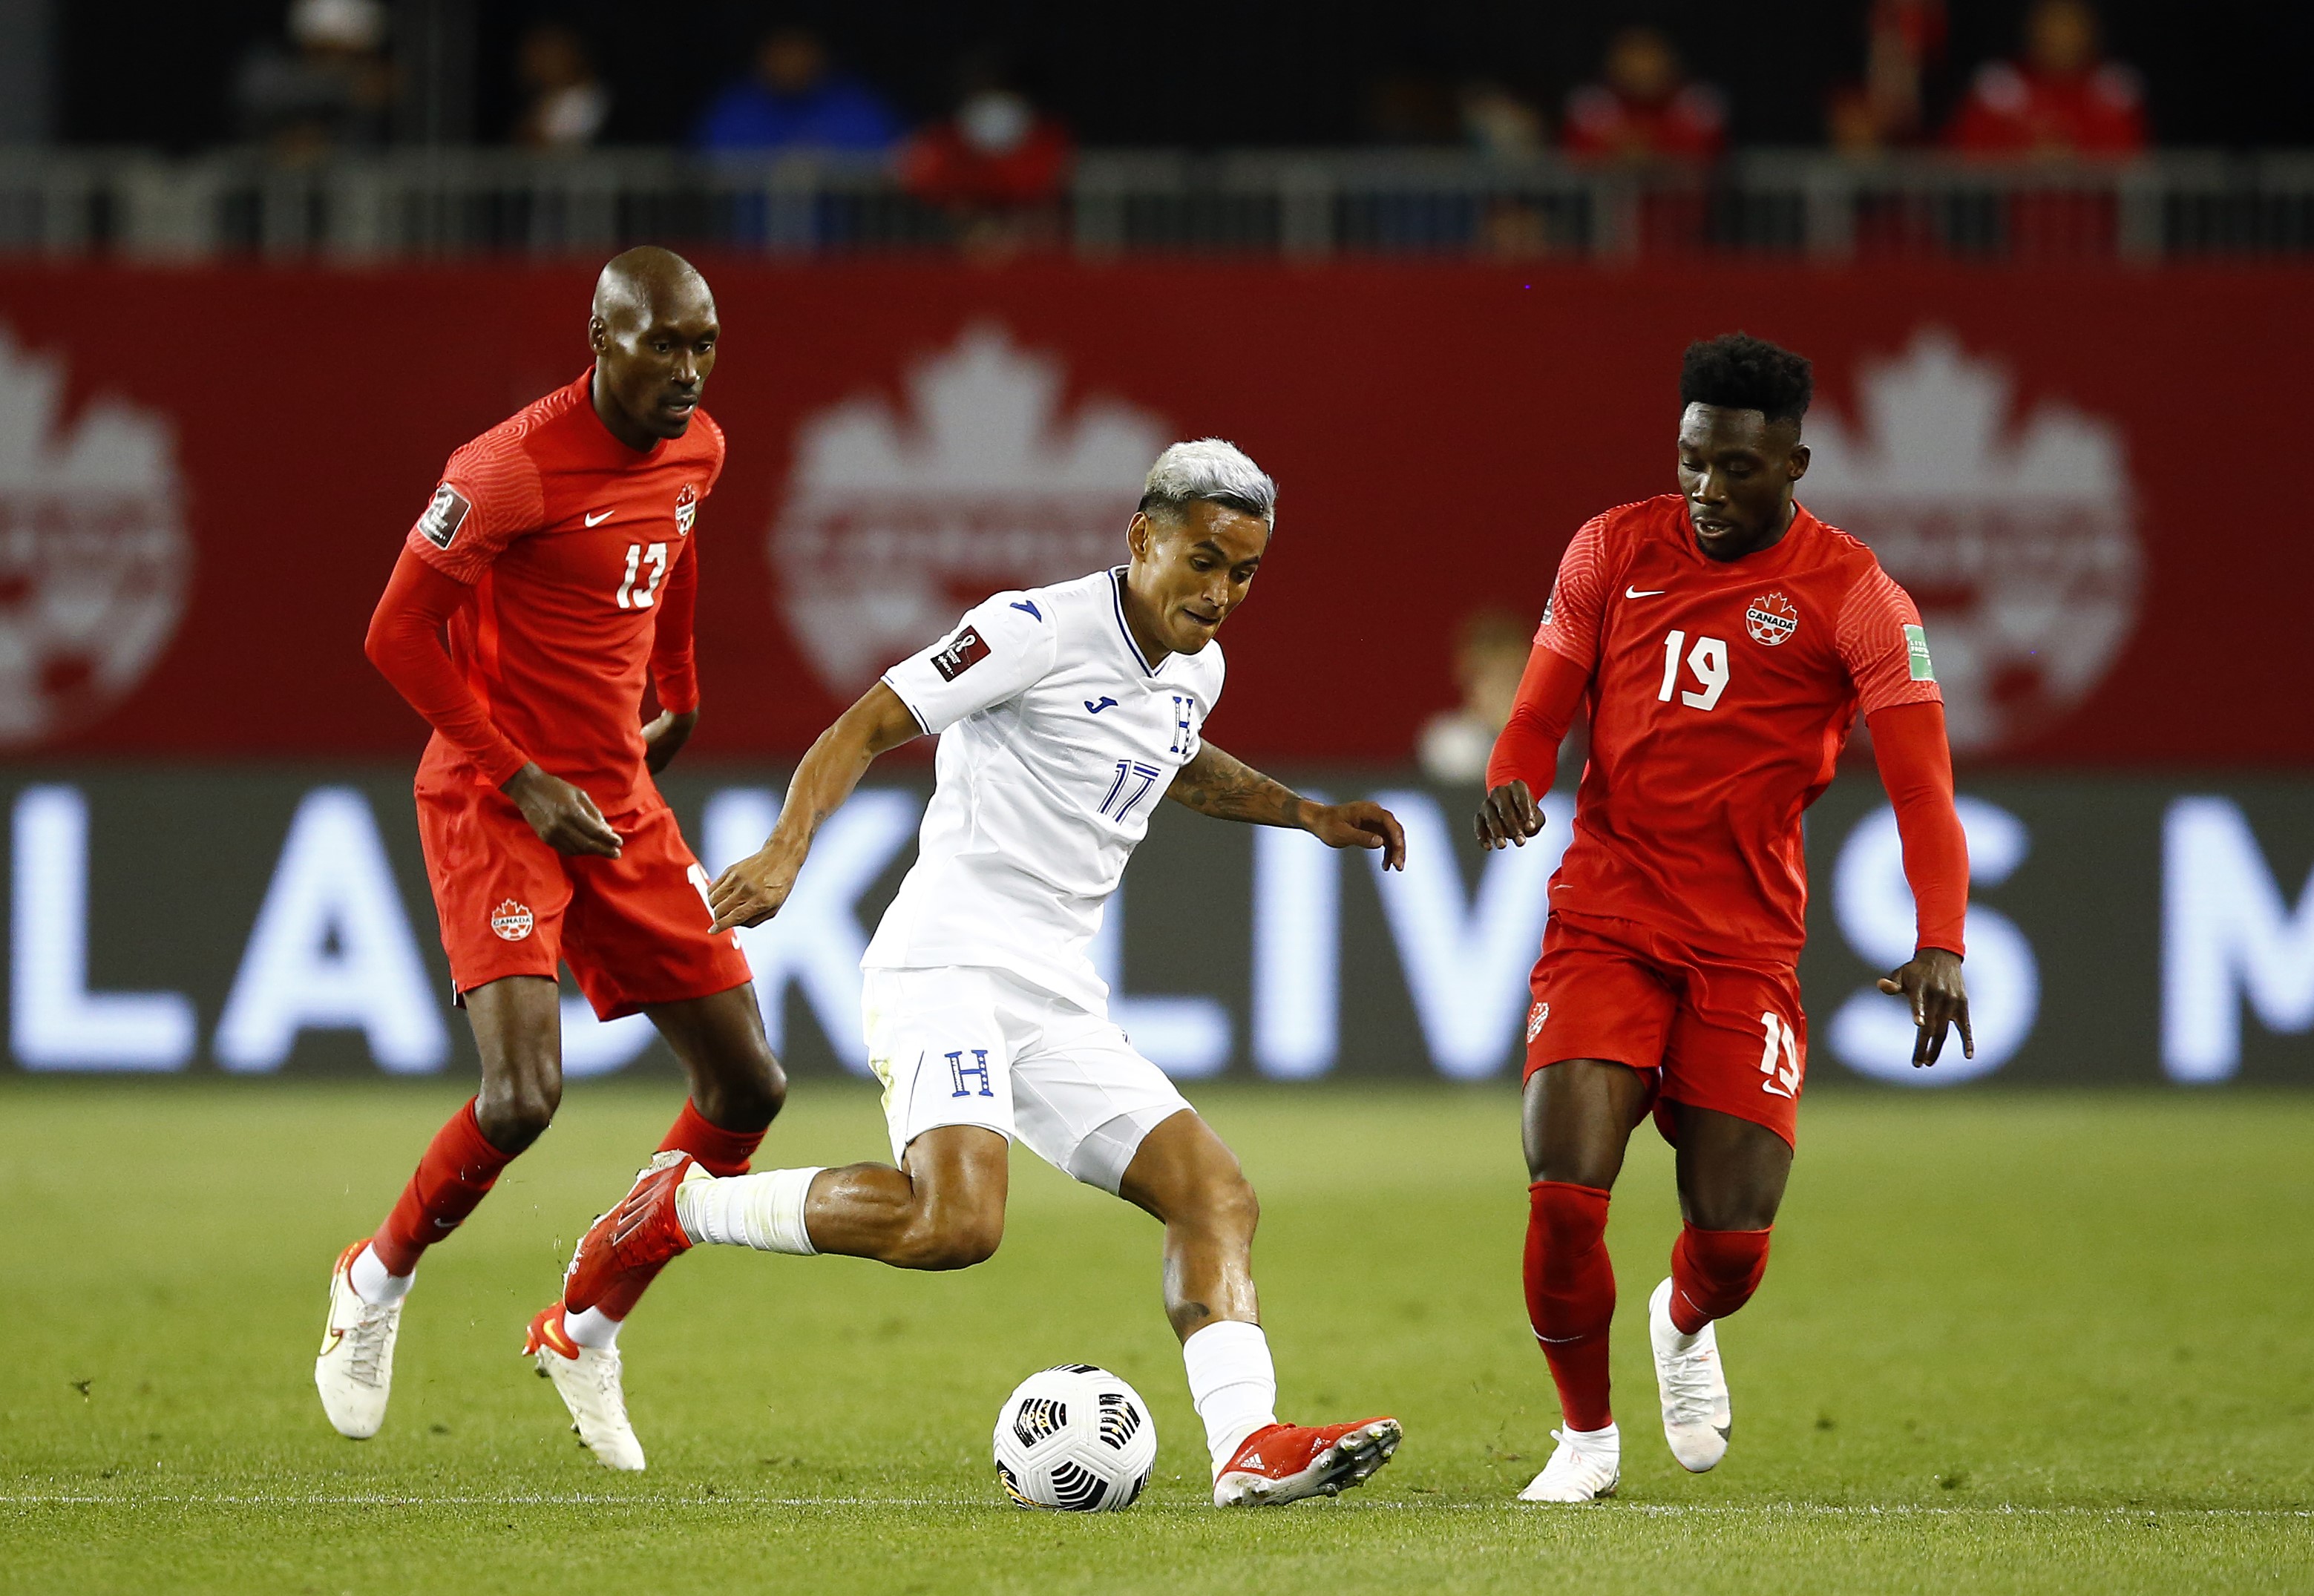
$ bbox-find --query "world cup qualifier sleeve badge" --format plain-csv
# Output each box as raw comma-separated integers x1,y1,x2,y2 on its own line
1745,591,1800,647
418,483,471,550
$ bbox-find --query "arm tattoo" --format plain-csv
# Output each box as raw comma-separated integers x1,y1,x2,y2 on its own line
1166,742,1307,828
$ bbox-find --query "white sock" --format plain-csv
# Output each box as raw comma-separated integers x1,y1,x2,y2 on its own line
675,1167,824,1255
348,1244,413,1307
563,1304,621,1350
1559,1421,1619,1450
1181,1320,1278,1474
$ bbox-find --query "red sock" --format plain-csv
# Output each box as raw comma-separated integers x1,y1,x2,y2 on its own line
1668,1224,1772,1336
584,1100,768,1319
370,1099,517,1276
657,1098,767,1178
1524,1180,1616,1432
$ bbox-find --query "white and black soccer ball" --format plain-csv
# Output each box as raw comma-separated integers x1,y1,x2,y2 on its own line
992,1364,1158,1511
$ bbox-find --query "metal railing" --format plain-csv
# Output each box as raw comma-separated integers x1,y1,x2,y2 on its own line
1,147,2309,263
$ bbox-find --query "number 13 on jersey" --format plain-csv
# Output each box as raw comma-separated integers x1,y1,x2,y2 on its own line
617,542,669,609
1657,629,1729,712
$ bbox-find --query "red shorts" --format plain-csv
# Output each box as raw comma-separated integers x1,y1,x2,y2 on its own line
415,778,752,1021
1523,910,1806,1149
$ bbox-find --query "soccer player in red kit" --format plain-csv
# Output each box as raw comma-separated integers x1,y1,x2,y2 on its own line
1475,334,1973,1502
314,248,784,1471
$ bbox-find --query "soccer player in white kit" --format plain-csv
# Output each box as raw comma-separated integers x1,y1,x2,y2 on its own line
562,439,1409,1505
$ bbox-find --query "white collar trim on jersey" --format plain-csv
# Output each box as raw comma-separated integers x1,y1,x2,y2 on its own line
1107,566,1161,676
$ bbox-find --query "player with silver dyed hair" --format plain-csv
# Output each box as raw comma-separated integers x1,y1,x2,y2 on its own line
1138,438,1278,528
559,439,1415,1507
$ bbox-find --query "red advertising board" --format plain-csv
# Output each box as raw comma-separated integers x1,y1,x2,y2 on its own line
0,260,2303,767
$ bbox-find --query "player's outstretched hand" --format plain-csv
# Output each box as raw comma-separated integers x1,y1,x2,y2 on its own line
504,763,623,858
642,709,698,774
1877,947,1973,1068
1305,800,1407,871
708,847,802,933
1474,780,1544,851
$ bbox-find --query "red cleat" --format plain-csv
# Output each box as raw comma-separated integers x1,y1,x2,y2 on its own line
1213,1416,1403,1506
562,1150,697,1314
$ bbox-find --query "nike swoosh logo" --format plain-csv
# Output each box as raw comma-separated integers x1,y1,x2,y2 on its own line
1625,586,1666,598
585,508,614,526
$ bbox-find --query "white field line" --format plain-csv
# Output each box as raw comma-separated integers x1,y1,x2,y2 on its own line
0,1495,2306,1517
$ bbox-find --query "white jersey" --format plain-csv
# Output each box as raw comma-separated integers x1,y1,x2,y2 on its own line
862,567,1225,1012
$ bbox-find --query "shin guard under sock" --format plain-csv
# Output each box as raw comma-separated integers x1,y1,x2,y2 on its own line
1668,1224,1772,1336
1524,1180,1616,1432
370,1099,517,1276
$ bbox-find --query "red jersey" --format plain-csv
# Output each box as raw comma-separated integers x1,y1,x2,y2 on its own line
1535,495,1939,959
403,370,723,813
1946,61,2148,156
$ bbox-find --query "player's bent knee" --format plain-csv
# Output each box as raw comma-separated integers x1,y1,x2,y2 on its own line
718,1056,787,1130
896,1210,1004,1271
1199,1170,1260,1240
476,1074,560,1150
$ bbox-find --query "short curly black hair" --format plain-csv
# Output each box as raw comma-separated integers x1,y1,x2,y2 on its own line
1679,333,1813,427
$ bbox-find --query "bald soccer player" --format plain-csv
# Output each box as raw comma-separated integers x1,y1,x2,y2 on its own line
316,248,784,1471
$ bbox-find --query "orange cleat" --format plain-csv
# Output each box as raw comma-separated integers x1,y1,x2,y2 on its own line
1213,1416,1403,1506
562,1150,698,1314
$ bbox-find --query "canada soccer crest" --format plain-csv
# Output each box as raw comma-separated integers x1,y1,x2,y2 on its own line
673,482,698,535
490,899,534,941
0,321,191,749
1527,1002,1550,1042
1745,591,1799,647
1800,328,2141,754
769,323,1168,694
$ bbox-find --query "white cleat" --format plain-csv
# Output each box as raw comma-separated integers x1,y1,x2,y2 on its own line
1518,1425,1620,1502
315,1241,401,1439
525,1306,646,1471
1650,1275,1731,1472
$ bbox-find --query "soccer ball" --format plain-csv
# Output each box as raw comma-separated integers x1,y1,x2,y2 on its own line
992,1364,1158,1511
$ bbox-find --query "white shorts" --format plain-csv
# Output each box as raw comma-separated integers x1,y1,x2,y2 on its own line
862,965,1193,1193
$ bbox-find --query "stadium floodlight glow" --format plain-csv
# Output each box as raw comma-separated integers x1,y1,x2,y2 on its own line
1366,788,1572,1081
703,786,921,1074
8,784,197,1071
1826,795,2038,1084
1090,881,1231,1079
1251,794,1337,1080
2161,797,2314,1083
213,787,448,1074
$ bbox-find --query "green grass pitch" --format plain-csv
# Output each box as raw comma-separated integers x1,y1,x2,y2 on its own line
1,1079,2307,1594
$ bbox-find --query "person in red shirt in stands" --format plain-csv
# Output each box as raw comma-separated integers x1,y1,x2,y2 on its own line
899,60,1073,246
1476,333,1971,1503
1561,27,1728,162
314,247,782,1475
1947,0,2146,156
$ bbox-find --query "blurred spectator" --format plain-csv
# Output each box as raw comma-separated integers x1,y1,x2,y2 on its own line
513,22,609,151
234,0,397,159
899,62,1073,249
692,25,902,154
1561,27,1727,162
1946,0,2146,156
1459,80,1547,158
1828,0,1948,154
1418,610,1535,786
1364,73,1461,145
